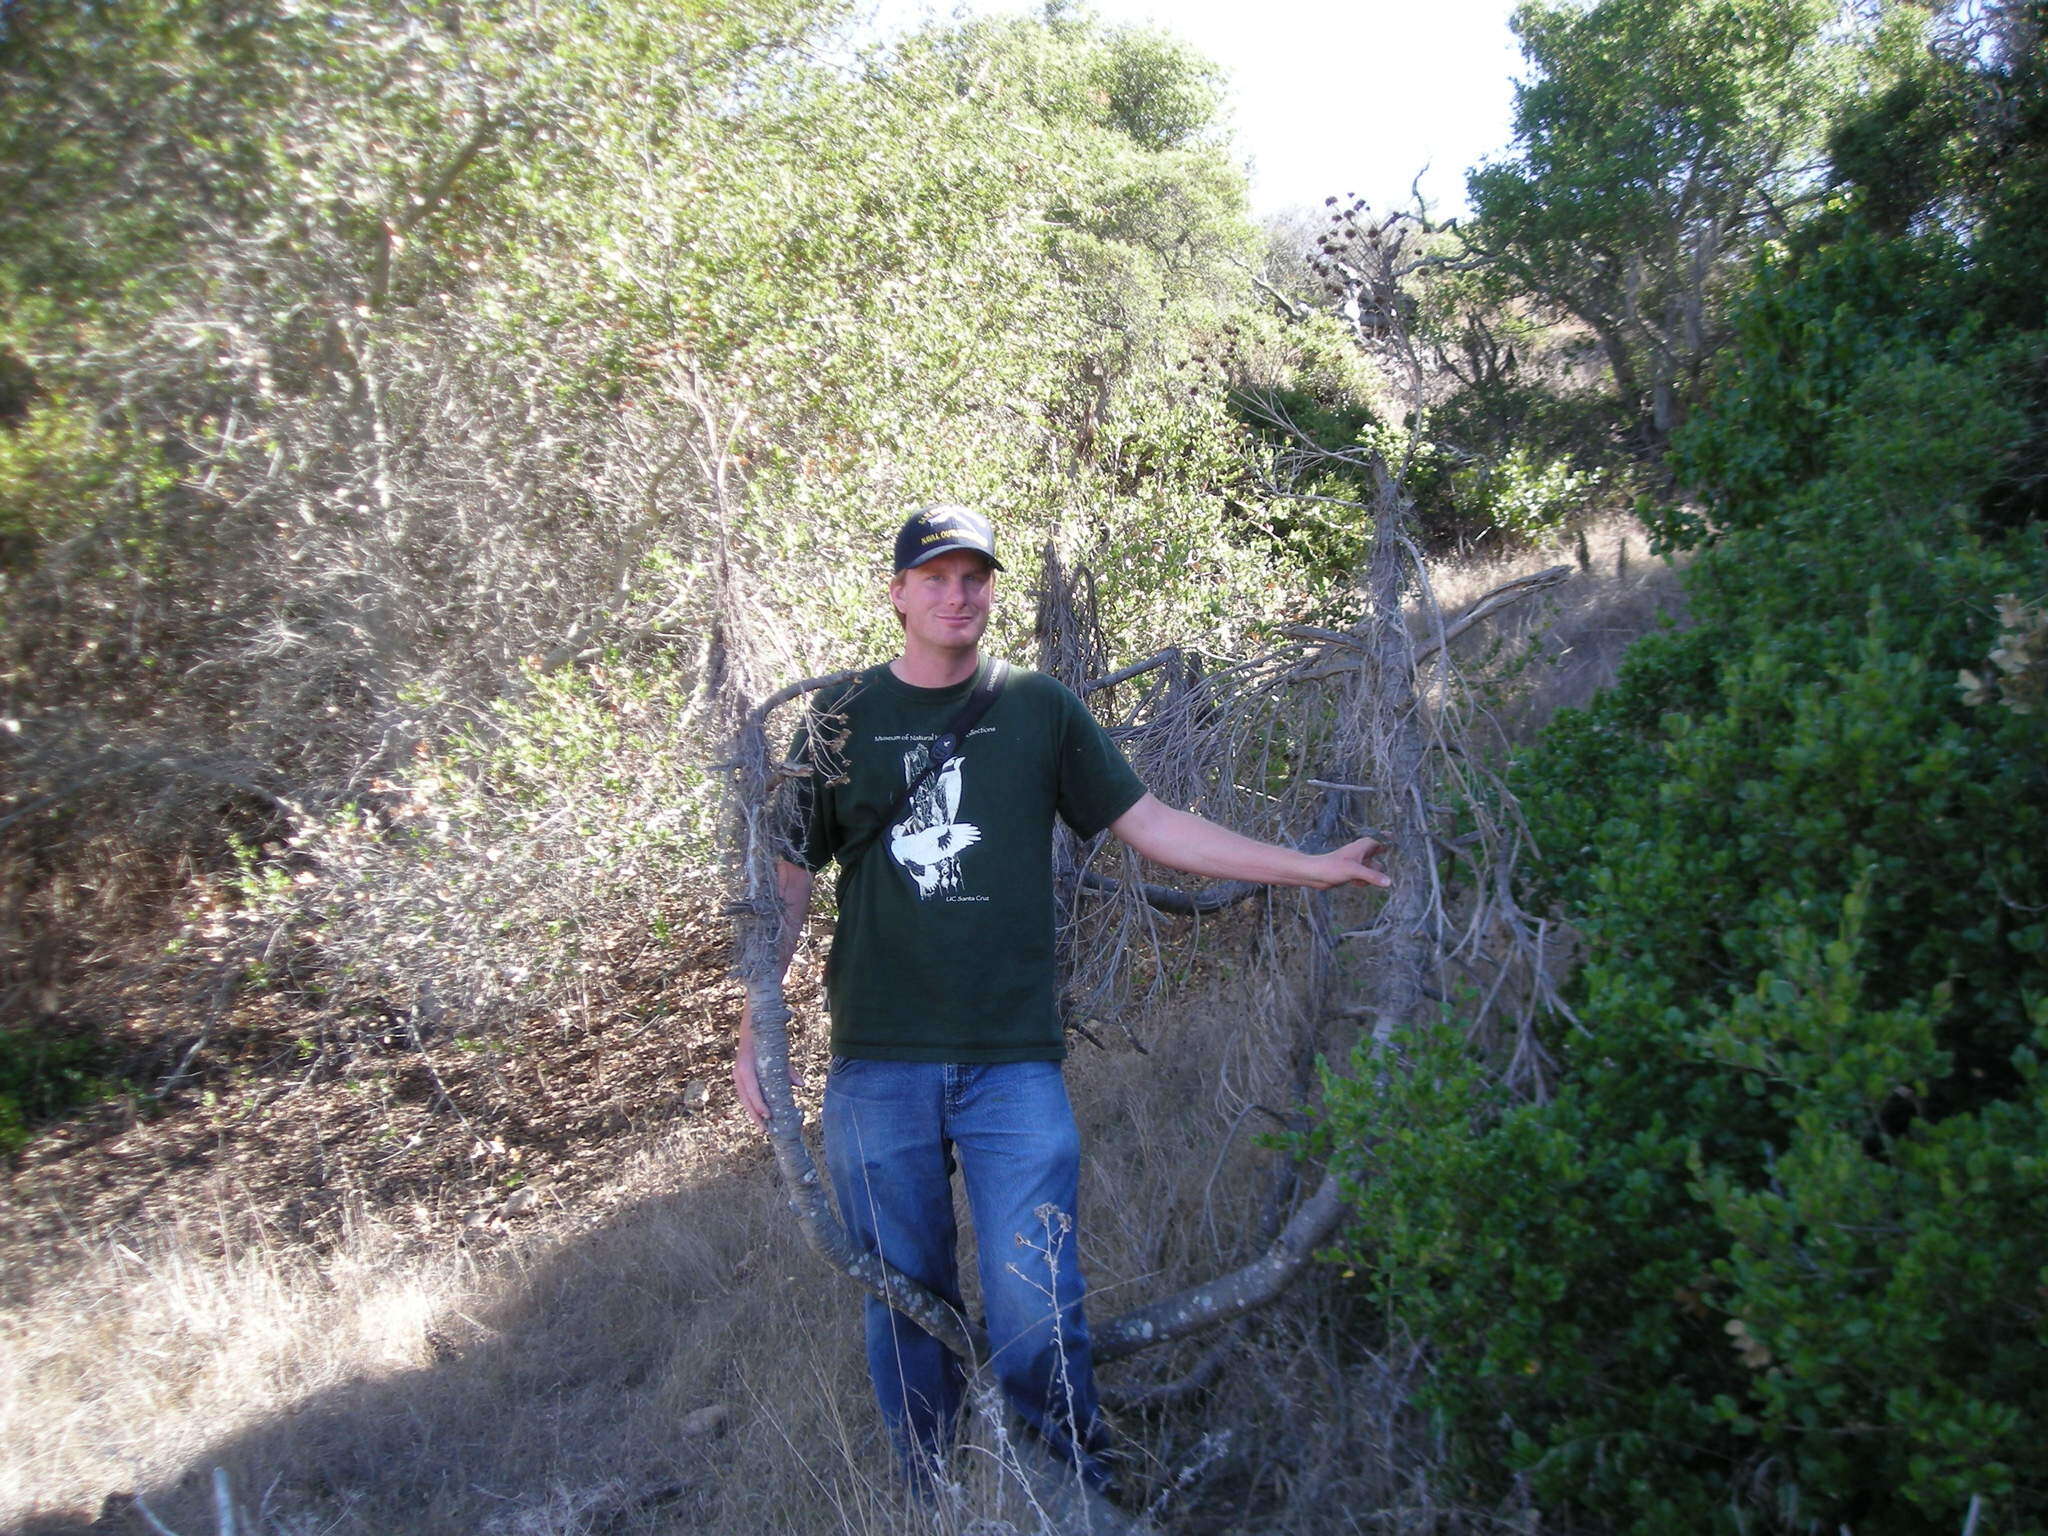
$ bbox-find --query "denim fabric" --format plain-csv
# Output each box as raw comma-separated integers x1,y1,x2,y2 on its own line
821,1057,1107,1488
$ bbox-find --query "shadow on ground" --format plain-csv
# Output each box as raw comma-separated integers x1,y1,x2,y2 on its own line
27,1154,887,1536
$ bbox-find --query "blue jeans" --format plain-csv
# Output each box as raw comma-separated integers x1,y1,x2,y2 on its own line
822,1057,1108,1487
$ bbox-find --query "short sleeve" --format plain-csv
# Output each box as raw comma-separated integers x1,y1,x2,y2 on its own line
783,704,837,873
1052,682,1147,839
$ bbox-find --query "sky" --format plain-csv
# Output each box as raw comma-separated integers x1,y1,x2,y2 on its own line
857,0,1530,220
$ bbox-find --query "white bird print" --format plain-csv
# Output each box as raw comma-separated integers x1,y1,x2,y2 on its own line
891,819,983,870
890,756,979,898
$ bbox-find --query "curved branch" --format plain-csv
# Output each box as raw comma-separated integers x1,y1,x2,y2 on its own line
1102,1327,1239,1411
1094,1173,1346,1362
1411,564,1572,663
727,677,984,1367
737,970,986,1363
1075,867,1260,916
1079,646,1181,696
742,667,867,733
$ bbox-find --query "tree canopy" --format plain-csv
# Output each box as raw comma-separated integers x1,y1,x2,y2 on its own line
1466,0,1849,447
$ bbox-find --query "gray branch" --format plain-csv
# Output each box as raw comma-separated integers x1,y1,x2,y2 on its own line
1411,564,1572,663
1076,867,1261,916
1095,1173,1346,1361
727,669,984,1366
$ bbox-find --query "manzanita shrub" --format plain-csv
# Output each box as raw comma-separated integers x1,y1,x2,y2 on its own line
1320,226,2048,1532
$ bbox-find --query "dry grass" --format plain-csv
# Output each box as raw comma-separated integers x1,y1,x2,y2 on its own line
2,1118,861,1535
1423,511,1689,743
0,518,1682,1536
0,914,1434,1536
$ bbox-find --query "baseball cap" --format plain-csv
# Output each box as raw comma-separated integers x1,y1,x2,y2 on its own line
893,503,1003,572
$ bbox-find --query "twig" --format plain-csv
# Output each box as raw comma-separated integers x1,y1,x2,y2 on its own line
213,1467,237,1536
129,1493,183,1536
1080,646,1182,696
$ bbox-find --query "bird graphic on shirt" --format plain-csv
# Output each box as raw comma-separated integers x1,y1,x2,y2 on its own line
890,754,980,899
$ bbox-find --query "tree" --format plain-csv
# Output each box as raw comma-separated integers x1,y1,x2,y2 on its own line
1324,198,2048,1536
0,0,1304,1132
1466,0,1848,451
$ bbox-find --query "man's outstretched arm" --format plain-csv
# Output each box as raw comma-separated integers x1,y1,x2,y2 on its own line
1109,793,1390,891
735,856,815,1125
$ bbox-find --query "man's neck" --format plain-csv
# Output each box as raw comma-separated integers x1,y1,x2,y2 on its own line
889,643,981,690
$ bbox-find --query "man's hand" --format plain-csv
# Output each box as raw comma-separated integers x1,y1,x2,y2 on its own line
734,1007,768,1126
1305,834,1391,890
1111,793,1394,892
734,1000,805,1128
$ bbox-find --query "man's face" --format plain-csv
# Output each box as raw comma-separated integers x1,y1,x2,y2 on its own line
891,549,993,655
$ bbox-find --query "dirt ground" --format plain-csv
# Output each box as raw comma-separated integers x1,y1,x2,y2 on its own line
0,917,809,1284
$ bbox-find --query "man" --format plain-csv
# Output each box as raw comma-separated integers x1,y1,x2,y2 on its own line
734,503,1389,1492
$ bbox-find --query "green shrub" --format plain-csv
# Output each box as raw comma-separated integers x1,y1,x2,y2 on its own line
0,1024,117,1154
1322,226,2048,1532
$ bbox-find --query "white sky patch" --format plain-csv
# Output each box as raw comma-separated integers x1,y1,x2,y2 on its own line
857,0,1529,220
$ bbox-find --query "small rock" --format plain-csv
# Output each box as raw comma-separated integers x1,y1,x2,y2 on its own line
503,1187,538,1217
682,1078,713,1111
679,1403,731,1440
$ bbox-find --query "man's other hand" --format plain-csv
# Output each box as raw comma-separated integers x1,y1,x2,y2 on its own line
734,1011,769,1126
733,1004,804,1129
1310,835,1392,890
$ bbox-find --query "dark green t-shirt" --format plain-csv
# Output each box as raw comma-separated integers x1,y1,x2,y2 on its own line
791,660,1146,1061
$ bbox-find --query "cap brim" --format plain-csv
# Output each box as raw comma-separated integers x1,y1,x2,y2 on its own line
901,541,1002,572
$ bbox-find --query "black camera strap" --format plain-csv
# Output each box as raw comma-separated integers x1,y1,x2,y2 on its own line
839,657,1009,873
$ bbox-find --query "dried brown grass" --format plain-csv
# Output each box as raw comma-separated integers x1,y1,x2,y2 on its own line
1,921,1426,1536
1423,511,1689,743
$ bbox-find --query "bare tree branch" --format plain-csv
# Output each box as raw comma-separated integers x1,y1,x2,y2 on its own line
725,668,986,1367
1079,646,1183,696
1095,1172,1345,1361
1411,564,1573,663
1076,867,1260,916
